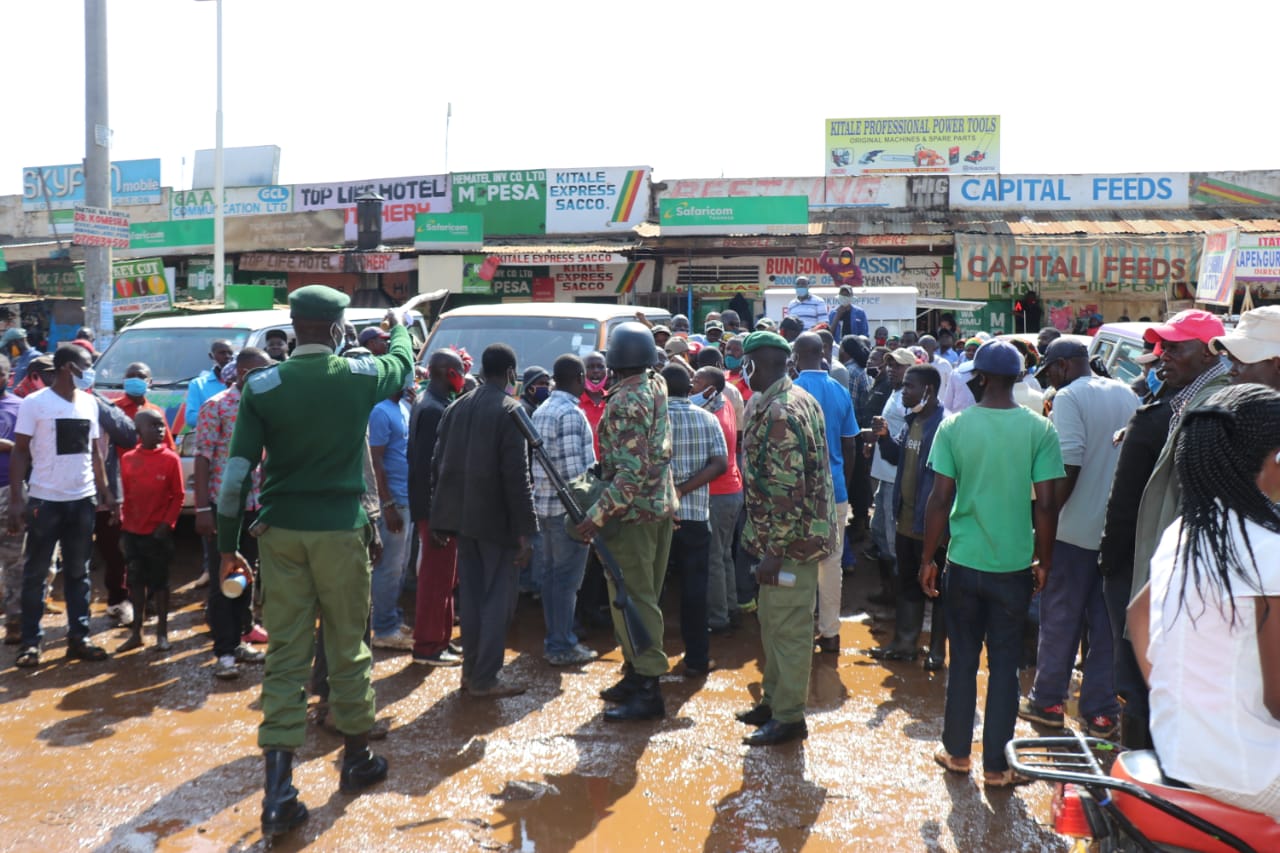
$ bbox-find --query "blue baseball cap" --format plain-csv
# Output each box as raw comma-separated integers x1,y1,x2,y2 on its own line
972,340,1024,377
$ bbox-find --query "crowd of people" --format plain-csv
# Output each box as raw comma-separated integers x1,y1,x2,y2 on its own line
3,279,1279,838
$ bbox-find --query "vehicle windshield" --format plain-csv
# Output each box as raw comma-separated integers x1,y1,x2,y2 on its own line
94,327,251,388
422,316,602,373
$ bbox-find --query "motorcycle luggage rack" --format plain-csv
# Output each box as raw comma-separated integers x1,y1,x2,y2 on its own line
1006,732,1257,853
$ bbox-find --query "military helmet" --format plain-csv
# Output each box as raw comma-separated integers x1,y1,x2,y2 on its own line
606,321,659,370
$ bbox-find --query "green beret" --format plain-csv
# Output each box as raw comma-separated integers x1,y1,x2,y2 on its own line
289,284,350,322
741,330,791,354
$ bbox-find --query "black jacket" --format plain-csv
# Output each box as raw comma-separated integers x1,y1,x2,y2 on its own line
878,405,947,538
407,387,450,522
1098,398,1173,576
429,383,536,547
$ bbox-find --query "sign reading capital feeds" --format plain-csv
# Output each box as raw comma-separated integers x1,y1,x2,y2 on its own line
658,196,808,236
825,116,1000,177
414,213,483,251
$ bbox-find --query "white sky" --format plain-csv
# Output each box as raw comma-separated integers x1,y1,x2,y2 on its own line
2,0,1276,197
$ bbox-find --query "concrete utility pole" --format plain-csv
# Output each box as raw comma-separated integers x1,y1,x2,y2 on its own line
84,0,112,342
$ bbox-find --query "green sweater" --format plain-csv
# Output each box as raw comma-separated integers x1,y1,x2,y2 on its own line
216,326,413,553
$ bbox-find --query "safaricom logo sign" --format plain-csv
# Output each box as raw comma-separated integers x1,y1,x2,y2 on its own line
672,204,733,218
420,222,469,233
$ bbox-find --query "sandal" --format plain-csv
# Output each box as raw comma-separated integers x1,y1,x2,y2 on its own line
984,769,1033,788
934,747,971,774
15,646,39,668
67,642,108,662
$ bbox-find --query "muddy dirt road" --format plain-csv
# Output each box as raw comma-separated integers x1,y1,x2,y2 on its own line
0,531,1070,852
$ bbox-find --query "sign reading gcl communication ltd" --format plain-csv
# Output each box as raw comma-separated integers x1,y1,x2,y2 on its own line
658,196,808,236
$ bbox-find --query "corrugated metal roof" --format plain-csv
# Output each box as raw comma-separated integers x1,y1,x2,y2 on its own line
953,207,1280,236
481,242,637,255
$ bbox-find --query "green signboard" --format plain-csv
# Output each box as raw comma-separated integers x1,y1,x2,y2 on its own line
414,213,484,250
461,254,492,294
187,258,235,301
955,298,1014,336
129,218,214,251
0,248,6,272
451,170,547,236
491,265,541,298
658,195,809,235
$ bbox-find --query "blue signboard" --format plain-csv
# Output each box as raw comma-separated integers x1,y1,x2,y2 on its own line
21,158,162,210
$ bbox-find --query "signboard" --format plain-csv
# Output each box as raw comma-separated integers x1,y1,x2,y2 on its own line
955,235,1200,296
1190,172,1280,205
659,196,808,236
489,251,626,265
950,174,1189,210
1195,230,1238,306
170,185,293,219
0,249,6,272
21,158,162,210
39,258,171,313
345,253,416,274
1233,233,1280,281
662,176,906,209
224,210,346,252
187,258,235,300
825,116,1000,177
239,252,344,273
452,170,547,235
545,167,651,233
955,299,1014,336
294,175,451,242
762,255,945,291
459,256,652,298
129,218,215,252
72,206,131,248
414,213,483,250
192,145,280,189
461,254,495,294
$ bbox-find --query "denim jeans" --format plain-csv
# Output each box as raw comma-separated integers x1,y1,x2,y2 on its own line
370,504,413,638
20,496,96,648
670,519,711,670
535,514,589,657
942,561,1034,774
872,478,896,569
520,531,546,594
706,491,743,630
1030,541,1118,718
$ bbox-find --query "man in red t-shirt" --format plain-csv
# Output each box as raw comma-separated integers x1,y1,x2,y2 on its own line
116,409,184,653
578,351,608,460
692,366,745,633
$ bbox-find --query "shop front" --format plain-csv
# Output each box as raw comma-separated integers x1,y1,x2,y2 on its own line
417,251,653,307
955,234,1201,331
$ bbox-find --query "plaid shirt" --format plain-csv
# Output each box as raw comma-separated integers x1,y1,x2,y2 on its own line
668,398,728,522
1168,359,1229,435
193,386,261,511
531,390,596,517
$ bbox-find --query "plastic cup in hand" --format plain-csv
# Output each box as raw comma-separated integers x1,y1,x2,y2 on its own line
221,569,249,599
777,571,797,587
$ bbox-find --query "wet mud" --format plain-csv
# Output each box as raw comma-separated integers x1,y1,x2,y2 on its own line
0,531,1069,852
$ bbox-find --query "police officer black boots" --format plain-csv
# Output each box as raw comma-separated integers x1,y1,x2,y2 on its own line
339,733,389,794
602,675,664,721
261,749,308,838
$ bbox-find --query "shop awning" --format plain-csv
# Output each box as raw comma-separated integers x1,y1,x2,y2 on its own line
482,243,637,255
953,207,1280,236
919,297,985,312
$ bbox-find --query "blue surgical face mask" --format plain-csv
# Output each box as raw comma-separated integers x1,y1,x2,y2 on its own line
123,377,148,397
724,355,743,370
689,389,716,408
72,366,95,392
1146,369,1163,396
795,287,809,298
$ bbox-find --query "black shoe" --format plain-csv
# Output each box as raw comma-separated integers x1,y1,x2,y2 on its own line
339,738,389,794
66,641,108,661
602,677,664,722
599,671,644,703
867,589,896,607
815,635,840,654
735,703,773,726
261,750,309,838
743,719,808,746
867,645,917,661
923,654,945,671
708,623,733,637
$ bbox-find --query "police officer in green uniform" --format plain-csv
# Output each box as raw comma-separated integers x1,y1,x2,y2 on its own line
733,331,837,746
574,322,678,722
217,285,413,838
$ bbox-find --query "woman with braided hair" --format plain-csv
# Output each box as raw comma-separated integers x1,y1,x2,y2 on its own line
1129,382,1280,817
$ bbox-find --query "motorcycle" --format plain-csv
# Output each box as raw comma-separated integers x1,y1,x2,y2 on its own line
1006,732,1280,852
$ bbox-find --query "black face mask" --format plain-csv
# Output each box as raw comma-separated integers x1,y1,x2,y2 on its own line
867,367,880,379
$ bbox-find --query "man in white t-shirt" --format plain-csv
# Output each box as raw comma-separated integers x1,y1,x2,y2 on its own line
10,344,114,668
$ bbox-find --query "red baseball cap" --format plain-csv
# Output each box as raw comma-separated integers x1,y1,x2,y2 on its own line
1143,309,1225,345
69,338,96,355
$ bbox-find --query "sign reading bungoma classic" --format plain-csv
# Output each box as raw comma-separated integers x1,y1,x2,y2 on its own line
414,213,483,250
294,175,450,242
662,176,907,209
21,158,162,210
659,196,808,236
956,235,1200,296
452,170,547,235
826,116,1000,177
545,167,651,233
950,174,1188,210
171,185,293,219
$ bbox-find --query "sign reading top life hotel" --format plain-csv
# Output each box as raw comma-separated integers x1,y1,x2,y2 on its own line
826,116,1000,177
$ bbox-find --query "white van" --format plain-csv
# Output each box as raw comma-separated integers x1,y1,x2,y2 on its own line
763,286,982,336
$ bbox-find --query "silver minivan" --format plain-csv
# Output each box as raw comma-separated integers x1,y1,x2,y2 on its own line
1088,321,1158,385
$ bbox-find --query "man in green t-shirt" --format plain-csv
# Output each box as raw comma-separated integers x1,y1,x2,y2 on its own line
217,285,413,838
920,340,1064,787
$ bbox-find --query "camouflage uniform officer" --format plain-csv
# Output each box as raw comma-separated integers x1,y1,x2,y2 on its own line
733,331,837,746
575,322,677,722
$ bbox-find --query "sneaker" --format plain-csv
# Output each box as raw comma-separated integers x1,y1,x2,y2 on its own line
106,601,134,628
371,628,414,651
1017,697,1065,728
1085,715,1120,739
234,644,265,664
213,655,241,680
413,648,462,667
546,645,598,667
241,625,269,645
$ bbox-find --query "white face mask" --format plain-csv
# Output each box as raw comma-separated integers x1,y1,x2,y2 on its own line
741,358,755,387
839,295,853,307
329,322,344,351
909,390,930,414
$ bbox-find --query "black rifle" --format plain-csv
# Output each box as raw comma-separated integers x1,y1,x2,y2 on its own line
509,406,652,653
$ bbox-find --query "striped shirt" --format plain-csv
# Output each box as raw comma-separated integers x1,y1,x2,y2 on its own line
668,397,728,522
785,296,830,330
531,389,597,517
